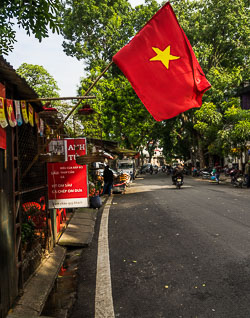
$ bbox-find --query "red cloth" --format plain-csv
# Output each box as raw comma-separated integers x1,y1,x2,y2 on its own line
113,3,211,121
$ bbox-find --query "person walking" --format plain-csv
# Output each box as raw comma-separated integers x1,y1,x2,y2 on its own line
214,163,221,183
102,165,114,196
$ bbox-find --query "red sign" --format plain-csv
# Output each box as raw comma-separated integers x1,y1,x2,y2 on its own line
0,127,6,149
0,84,7,149
48,138,88,208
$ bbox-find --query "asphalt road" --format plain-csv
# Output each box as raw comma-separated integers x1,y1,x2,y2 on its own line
70,173,250,318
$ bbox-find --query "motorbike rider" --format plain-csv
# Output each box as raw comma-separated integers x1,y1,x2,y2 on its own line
172,164,184,184
150,164,153,175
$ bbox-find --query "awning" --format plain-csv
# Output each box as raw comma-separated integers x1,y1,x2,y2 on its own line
86,137,138,157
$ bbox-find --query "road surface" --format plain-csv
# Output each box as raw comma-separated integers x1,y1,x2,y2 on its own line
70,173,250,318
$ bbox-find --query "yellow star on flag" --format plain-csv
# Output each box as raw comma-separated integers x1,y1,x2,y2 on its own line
150,45,180,69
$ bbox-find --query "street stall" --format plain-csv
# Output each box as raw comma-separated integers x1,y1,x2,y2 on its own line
0,57,95,317
0,56,49,317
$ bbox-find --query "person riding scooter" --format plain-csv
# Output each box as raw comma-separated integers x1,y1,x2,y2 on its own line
172,164,184,185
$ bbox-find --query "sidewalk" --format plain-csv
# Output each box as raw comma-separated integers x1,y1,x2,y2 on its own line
7,197,108,318
7,246,66,318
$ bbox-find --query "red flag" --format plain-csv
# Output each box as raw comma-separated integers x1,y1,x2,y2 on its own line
113,2,211,121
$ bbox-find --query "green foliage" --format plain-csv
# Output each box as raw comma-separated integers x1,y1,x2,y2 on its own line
21,220,35,244
78,70,164,154
60,0,249,164
16,63,60,98
62,0,135,70
0,0,62,55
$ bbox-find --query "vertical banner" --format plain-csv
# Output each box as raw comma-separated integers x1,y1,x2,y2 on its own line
35,112,40,133
28,103,34,127
0,97,8,128
0,127,6,149
40,119,44,136
21,100,29,123
6,99,17,127
14,100,23,126
47,138,88,208
0,82,5,98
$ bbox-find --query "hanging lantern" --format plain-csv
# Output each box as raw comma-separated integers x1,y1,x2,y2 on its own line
77,104,95,115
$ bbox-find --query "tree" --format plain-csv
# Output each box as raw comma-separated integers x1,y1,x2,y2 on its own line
61,0,135,71
61,0,163,155
61,0,249,164
16,63,60,98
15,63,83,136
78,69,164,157
159,0,249,166
0,0,62,55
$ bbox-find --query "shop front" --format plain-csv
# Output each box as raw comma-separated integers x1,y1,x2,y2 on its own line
0,57,52,317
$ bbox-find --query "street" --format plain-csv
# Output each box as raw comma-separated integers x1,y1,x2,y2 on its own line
70,173,250,318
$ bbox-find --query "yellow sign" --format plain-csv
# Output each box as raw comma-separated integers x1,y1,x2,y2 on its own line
21,100,29,123
28,104,34,127
0,97,8,128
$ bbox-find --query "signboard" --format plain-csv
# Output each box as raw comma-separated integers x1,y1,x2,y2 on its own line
48,138,88,208
0,127,6,150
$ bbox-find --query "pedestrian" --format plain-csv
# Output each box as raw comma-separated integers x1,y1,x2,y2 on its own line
102,165,114,196
244,160,250,188
214,162,221,183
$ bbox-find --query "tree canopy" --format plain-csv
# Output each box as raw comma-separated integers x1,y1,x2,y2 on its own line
61,0,249,165
16,63,60,98
0,0,62,55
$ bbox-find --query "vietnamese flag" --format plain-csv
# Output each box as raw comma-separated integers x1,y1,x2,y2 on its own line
112,2,211,121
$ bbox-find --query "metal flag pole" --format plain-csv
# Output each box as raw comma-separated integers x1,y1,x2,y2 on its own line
22,60,114,178
26,96,96,102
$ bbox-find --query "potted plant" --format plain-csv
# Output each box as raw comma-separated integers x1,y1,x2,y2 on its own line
21,220,35,252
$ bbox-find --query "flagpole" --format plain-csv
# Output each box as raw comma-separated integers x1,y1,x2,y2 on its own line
22,60,114,178
26,96,96,102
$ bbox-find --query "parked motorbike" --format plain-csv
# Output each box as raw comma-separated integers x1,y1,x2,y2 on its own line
201,170,211,179
231,174,244,188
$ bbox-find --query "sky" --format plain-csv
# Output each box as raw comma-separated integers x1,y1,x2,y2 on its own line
4,0,146,98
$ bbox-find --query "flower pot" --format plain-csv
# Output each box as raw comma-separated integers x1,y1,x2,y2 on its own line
90,195,102,209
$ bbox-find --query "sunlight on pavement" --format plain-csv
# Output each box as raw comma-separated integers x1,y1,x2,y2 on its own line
126,184,192,194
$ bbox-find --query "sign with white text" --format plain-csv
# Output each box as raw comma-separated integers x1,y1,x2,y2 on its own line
48,138,88,208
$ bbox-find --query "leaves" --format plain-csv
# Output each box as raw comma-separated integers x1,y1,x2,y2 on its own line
59,0,249,164
16,63,60,98
0,0,62,55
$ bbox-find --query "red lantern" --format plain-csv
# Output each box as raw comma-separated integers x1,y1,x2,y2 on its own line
77,104,95,115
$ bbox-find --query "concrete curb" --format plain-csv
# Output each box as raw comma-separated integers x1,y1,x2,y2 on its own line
7,197,110,318
7,246,66,317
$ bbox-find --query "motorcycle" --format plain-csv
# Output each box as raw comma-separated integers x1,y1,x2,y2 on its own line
201,170,211,179
175,176,183,189
231,174,244,188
